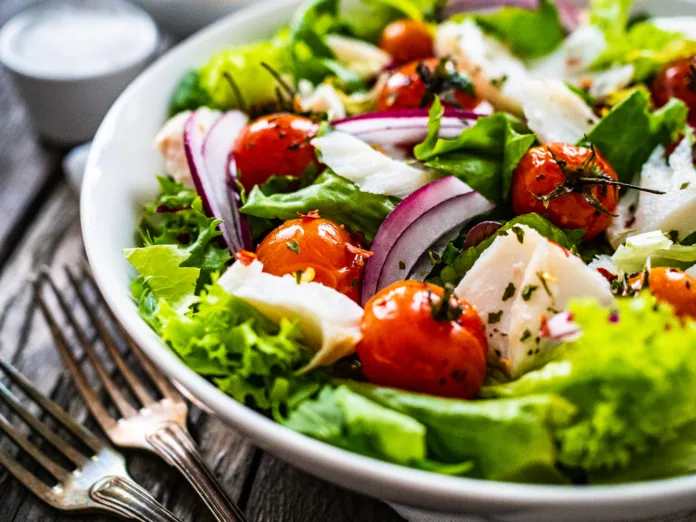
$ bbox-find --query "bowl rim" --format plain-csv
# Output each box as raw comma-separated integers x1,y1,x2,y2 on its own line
81,0,696,514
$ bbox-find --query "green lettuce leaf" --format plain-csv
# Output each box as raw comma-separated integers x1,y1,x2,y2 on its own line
588,0,633,42
343,382,575,483
158,282,313,409
169,70,213,116
279,385,431,466
586,89,688,183
123,245,199,314
414,99,535,203
475,0,564,58
484,293,696,473
612,230,696,273
197,37,290,110
240,171,397,242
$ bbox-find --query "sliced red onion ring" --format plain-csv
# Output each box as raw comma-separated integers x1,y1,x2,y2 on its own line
333,109,481,146
361,176,494,305
541,312,582,343
185,109,252,252
463,221,502,249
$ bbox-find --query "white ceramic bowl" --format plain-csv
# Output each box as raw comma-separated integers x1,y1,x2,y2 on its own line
82,1,696,521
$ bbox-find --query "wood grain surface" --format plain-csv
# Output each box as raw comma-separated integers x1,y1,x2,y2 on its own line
0,15,405,517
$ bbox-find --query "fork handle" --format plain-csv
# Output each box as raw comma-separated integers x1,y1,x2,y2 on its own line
147,423,249,522
91,476,182,522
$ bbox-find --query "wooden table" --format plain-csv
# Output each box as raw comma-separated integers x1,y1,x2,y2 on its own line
0,1,407,520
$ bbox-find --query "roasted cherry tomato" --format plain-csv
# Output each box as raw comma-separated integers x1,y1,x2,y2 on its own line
357,281,487,399
232,113,320,193
376,57,479,112
648,267,696,319
379,19,434,66
511,143,620,241
652,56,696,122
255,215,367,302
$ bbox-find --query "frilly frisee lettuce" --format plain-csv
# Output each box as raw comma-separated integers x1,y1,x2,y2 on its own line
414,98,536,204
240,171,397,243
157,281,313,409
484,293,696,475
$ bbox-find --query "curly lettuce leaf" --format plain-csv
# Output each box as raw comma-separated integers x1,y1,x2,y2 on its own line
169,70,213,116
586,89,688,183
158,282,312,409
240,171,396,242
484,294,696,473
414,99,535,203
475,0,564,58
342,382,575,483
588,0,633,42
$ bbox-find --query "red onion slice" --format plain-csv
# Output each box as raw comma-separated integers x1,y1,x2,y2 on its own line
361,176,494,305
333,109,481,146
185,109,252,252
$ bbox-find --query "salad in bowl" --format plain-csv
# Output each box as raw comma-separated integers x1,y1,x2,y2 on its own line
123,0,696,486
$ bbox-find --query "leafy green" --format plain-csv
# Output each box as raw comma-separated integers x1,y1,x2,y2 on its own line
415,99,535,203
590,421,696,484
475,0,564,58
137,177,232,286
586,89,688,183
588,0,696,81
169,70,213,116
451,213,583,279
158,282,312,409
123,245,199,314
240,171,397,242
612,230,696,273
361,0,444,22
279,385,431,466
289,0,363,91
484,294,696,473
197,38,290,110
344,382,575,483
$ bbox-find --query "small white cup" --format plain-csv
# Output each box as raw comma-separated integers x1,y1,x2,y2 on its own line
0,0,159,144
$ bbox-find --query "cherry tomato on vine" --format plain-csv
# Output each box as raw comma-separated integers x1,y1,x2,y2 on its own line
652,56,696,122
379,19,434,66
255,214,368,302
647,267,696,320
511,143,620,241
357,281,487,399
376,57,479,112
232,113,321,193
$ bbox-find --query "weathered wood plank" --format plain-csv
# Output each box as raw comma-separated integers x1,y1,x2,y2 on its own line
245,452,405,522
0,184,256,521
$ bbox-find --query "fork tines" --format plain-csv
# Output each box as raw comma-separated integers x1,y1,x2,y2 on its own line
31,262,182,434
0,354,104,505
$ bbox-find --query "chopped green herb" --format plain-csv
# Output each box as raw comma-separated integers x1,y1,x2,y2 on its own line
536,272,553,297
520,329,532,342
511,226,525,244
351,279,360,288
522,285,538,301
295,269,303,284
681,182,691,190
488,310,503,324
399,260,406,270
286,240,301,254
502,282,516,301
428,250,441,266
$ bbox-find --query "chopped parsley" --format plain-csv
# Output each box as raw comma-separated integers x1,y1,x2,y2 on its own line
502,282,516,301
286,240,301,254
294,269,303,284
520,329,532,342
399,260,406,270
522,285,538,301
681,182,691,190
536,272,553,297
488,310,503,324
511,226,525,244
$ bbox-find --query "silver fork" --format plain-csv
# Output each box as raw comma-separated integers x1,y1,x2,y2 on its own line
32,263,248,522
0,355,180,521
